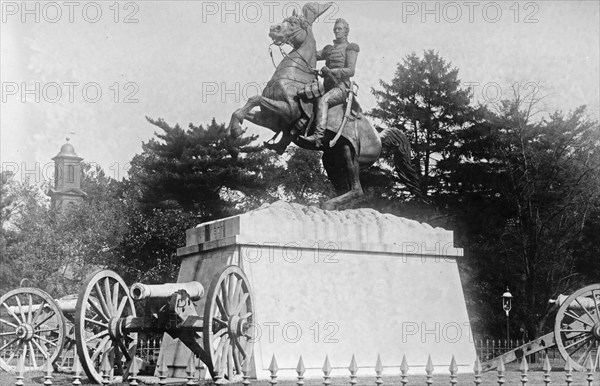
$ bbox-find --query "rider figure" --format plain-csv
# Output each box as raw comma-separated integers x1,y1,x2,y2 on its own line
300,18,360,148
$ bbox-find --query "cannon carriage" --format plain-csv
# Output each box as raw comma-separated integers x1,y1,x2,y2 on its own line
74,265,254,383
0,264,254,384
483,283,600,371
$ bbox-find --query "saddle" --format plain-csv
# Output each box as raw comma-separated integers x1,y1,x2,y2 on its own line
296,81,362,136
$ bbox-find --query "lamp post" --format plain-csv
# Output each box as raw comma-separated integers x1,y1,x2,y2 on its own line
502,287,513,342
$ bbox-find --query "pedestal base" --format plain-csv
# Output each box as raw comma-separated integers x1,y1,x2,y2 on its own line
159,201,475,378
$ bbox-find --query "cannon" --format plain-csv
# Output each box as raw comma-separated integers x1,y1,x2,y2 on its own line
0,287,67,372
74,265,254,384
483,283,600,371
0,286,82,373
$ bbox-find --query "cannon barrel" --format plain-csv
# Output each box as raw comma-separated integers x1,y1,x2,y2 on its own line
4,303,45,314
130,281,204,300
548,294,598,310
3,295,78,315
56,294,78,313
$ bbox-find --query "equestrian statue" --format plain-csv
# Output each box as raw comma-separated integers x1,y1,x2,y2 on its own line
227,2,422,210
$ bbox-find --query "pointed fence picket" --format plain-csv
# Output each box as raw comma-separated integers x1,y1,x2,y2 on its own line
348,355,357,386
71,352,82,386
297,356,306,386
400,355,409,386
268,354,279,386
129,357,141,386
243,358,252,386
322,355,331,386
542,354,551,386
374,355,383,386
14,353,25,386
425,355,434,386
474,356,482,386
43,360,53,385
100,351,112,386
448,355,458,386
157,351,168,386
185,355,197,386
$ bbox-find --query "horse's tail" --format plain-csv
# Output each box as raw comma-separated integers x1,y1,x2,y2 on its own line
379,127,424,199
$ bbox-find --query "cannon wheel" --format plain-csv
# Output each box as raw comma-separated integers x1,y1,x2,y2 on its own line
554,283,600,371
0,287,65,372
203,265,254,382
75,270,137,384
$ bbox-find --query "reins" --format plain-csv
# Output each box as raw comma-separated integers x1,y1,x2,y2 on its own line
268,28,318,76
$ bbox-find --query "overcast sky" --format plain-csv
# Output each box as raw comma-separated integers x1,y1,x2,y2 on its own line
1,1,599,183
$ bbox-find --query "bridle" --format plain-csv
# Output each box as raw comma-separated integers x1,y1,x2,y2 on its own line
268,18,318,76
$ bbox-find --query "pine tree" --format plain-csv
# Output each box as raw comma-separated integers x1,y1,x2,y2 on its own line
370,50,480,196
127,117,281,218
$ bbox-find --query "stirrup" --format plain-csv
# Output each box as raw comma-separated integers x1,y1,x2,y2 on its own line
263,141,287,155
300,134,323,148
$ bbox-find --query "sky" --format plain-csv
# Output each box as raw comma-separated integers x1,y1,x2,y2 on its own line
1,0,599,184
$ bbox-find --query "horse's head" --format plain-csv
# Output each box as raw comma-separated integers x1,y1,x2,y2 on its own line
269,2,333,48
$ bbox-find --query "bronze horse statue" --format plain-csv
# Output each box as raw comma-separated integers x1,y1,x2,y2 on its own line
227,2,421,210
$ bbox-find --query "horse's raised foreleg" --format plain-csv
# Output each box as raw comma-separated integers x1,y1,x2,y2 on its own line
228,95,262,137
242,110,293,155
228,94,297,142
254,95,300,154
321,142,364,210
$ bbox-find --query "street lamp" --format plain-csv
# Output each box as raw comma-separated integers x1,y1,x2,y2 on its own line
502,287,513,342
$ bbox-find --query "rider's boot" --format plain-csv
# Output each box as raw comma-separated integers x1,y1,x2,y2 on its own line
300,126,325,148
301,96,329,148
265,118,307,154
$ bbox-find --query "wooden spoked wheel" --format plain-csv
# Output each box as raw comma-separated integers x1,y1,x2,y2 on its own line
554,283,600,371
75,270,137,384
203,265,254,382
0,287,65,372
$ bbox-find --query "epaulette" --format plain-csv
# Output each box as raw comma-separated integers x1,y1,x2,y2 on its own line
347,42,360,52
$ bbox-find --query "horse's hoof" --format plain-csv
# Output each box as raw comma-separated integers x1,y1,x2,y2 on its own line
228,147,240,159
264,142,286,155
321,201,337,211
228,120,243,138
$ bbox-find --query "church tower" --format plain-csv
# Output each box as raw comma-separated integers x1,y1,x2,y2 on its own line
48,138,87,210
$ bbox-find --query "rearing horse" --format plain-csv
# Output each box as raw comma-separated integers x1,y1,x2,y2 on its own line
227,2,421,210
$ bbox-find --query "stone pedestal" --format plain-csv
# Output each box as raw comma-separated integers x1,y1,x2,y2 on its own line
158,201,475,378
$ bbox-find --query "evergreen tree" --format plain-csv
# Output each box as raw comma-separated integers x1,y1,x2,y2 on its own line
370,50,480,197
127,118,281,218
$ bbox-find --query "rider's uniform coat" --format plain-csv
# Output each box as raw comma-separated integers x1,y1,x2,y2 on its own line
311,37,360,135
318,38,360,92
